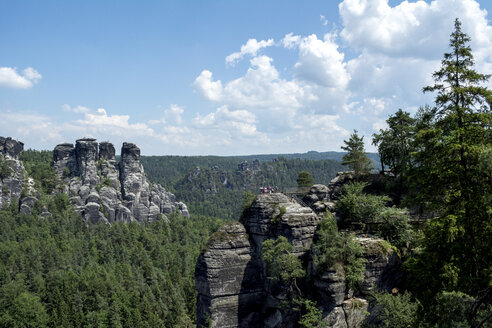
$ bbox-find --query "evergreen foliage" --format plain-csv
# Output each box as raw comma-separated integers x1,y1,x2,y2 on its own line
341,130,373,180
363,292,420,328
294,298,323,328
372,109,415,180
0,194,222,328
312,213,366,290
376,207,412,250
20,149,58,194
406,18,492,300
336,182,390,226
0,156,11,181
296,171,314,188
262,236,305,295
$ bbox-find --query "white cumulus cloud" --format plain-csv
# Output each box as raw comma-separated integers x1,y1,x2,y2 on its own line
194,70,223,101
195,55,316,111
0,67,42,89
295,33,350,89
282,33,301,49
225,38,275,65
76,107,154,136
339,0,492,60
193,106,261,137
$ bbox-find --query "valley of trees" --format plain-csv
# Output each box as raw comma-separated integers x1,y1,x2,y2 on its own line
0,18,490,327
143,156,345,219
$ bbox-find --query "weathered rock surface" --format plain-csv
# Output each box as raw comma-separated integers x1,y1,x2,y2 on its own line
244,193,320,256
196,222,264,328
0,137,36,212
54,138,189,223
357,237,401,296
196,189,402,328
196,193,321,328
302,184,336,215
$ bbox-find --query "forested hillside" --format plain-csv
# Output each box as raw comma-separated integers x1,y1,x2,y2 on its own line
139,151,364,191
1,149,224,327
0,198,222,327
142,156,345,219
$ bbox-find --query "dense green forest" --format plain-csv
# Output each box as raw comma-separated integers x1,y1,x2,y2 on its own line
139,152,356,191
1,149,226,327
0,195,223,328
142,156,345,219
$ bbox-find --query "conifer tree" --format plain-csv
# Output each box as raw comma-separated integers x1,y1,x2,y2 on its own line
297,171,314,189
408,18,492,297
341,130,373,180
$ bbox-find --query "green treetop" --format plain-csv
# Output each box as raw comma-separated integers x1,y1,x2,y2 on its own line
341,130,373,180
297,171,314,189
372,109,415,180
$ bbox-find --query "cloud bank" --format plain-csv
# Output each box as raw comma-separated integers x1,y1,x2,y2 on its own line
0,67,42,89
2,0,492,155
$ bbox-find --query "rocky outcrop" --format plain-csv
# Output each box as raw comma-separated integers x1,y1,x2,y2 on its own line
302,184,336,215
196,187,402,328
0,137,36,212
311,236,400,328
237,159,260,172
357,237,401,296
244,193,320,256
196,193,321,328
196,222,264,328
54,138,188,223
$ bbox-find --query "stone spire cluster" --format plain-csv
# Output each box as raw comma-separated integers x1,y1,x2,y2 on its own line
54,138,188,223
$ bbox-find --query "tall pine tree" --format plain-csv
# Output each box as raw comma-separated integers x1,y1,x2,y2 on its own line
408,18,492,298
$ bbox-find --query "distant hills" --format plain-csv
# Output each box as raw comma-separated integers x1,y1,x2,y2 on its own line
229,150,380,163
140,151,379,220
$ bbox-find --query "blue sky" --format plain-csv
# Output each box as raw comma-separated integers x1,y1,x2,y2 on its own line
1,0,492,155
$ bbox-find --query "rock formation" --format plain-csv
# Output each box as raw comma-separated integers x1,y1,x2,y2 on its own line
0,137,36,212
196,193,321,327
196,185,401,328
311,236,400,328
195,222,264,328
54,138,189,223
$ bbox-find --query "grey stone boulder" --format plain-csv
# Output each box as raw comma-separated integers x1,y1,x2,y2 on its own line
85,191,100,204
243,193,320,256
314,269,347,309
98,141,115,161
322,306,347,328
53,143,76,176
75,138,99,186
19,196,37,214
85,202,107,224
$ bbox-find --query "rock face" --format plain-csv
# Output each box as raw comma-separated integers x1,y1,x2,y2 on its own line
0,137,36,212
196,193,321,328
311,236,400,328
195,222,264,328
302,184,335,215
196,185,402,328
54,139,189,223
